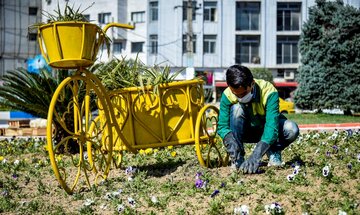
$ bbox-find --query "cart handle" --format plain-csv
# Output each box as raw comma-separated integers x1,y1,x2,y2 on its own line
103,23,135,33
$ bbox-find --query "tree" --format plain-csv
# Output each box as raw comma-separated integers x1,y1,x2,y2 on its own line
294,0,360,114
251,68,274,83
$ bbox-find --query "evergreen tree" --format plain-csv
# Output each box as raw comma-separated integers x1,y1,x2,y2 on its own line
294,0,360,114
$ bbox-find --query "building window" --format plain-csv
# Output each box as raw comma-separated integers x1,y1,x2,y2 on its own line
28,33,37,41
235,35,260,64
29,7,38,15
113,41,123,53
277,36,299,64
98,13,111,24
149,1,158,21
203,35,216,54
203,1,217,22
183,34,197,53
183,1,197,21
131,42,144,53
236,2,260,31
277,2,301,31
149,35,158,54
131,11,145,23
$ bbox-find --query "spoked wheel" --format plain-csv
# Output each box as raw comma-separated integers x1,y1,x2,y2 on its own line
47,72,113,194
195,105,229,168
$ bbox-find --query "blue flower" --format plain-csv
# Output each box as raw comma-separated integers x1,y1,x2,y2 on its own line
210,189,219,198
195,179,203,188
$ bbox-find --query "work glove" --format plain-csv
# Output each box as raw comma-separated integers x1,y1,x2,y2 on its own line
223,132,244,161
239,141,270,174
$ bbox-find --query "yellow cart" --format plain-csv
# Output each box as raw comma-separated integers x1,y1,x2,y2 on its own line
38,22,228,194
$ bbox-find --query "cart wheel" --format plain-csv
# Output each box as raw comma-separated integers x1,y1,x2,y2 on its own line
195,105,228,168
47,74,113,194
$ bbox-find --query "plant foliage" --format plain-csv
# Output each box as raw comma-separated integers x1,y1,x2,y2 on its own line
294,0,360,114
0,68,71,119
93,57,184,93
250,68,274,83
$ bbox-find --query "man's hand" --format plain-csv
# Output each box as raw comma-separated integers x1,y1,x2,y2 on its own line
223,132,244,160
239,141,270,174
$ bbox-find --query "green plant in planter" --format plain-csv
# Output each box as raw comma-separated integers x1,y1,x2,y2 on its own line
29,2,111,57
42,2,94,22
93,56,184,92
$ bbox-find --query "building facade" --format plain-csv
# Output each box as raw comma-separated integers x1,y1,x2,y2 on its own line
0,0,42,77
3,0,359,95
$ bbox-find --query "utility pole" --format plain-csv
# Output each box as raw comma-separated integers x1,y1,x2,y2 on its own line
185,0,194,79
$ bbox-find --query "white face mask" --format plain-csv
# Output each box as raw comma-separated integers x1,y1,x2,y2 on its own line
238,91,253,103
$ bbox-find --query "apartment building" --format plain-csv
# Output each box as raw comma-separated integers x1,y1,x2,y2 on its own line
3,0,358,97
0,0,42,77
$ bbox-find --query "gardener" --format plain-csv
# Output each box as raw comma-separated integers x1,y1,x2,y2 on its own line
217,65,299,174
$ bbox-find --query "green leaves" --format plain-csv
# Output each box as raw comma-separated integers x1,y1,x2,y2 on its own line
93,57,183,93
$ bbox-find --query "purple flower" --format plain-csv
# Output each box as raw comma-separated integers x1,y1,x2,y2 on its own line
326,151,331,157
210,189,219,198
220,182,226,188
12,173,18,179
195,179,203,188
347,163,352,170
345,129,353,137
332,145,338,153
195,172,202,179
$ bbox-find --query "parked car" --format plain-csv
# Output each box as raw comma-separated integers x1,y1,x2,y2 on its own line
279,98,295,114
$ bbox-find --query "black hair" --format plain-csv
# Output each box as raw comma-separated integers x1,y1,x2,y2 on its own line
226,65,253,88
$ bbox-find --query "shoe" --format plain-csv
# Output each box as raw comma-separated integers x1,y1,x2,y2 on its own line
266,150,282,166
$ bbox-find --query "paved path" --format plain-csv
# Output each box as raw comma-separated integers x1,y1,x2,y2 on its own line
298,123,360,131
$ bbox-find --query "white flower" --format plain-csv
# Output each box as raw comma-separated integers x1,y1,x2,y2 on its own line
357,154,360,163
344,148,348,155
237,179,244,185
287,174,295,182
112,190,122,198
104,192,112,200
338,210,347,215
99,204,108,210
125,166,137,175
312,133,320,138
265,202,282,214
83,199,94,206
2,159,7,164
293,165,301,175
83,152,88,161
234,205,250,214
322,165,330,177
13,160,20,166
128,197,136,208
127,176,133,181
151,196,158,204
117,204,125,213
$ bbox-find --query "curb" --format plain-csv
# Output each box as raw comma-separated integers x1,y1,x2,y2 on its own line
299,123,360,131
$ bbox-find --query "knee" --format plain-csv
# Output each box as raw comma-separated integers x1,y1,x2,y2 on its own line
230,103,245,119
283,120,299,143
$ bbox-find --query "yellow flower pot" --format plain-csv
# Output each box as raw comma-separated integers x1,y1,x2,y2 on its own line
38,21,104,69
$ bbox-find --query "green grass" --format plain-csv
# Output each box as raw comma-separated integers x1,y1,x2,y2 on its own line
285,113,360,124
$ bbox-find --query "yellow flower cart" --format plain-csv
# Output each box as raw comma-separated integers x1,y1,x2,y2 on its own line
38,21,228,194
